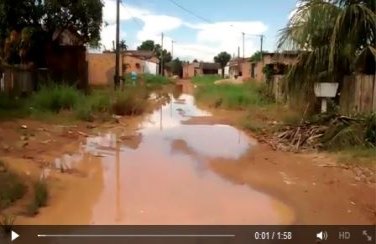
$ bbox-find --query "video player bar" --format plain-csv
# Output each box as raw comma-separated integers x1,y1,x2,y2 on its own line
1,225,374,244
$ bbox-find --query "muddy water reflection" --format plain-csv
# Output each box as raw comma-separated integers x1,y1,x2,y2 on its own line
30,93,294,225
87,94,294,224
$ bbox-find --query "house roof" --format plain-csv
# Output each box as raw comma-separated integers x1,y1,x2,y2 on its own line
123,50,156,59
200,62,220,70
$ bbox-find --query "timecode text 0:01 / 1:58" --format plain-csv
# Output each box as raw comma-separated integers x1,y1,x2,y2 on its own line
254,232,293,240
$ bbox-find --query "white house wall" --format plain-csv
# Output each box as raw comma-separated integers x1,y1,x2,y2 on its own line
144,61,158,75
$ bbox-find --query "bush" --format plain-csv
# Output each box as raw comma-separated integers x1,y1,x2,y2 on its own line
0,161,26,209
75,89,111,121
27,181,48,216
31,85,82,112
111,88,149,116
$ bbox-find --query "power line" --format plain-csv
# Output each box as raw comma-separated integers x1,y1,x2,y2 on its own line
166,0,265,56
167,0,213,24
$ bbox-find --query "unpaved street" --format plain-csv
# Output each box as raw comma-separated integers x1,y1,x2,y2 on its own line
1,81,375,225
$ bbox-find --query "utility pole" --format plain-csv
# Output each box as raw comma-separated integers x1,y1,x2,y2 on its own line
242,32,245,59
161,32,164,76
171,40,175,59
114,0,120,89
260,35,264,61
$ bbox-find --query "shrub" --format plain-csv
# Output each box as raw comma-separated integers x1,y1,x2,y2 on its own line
31,85,82,112
0,162,26,209
111,88,149,116
0,214,16,234
27,181,48,216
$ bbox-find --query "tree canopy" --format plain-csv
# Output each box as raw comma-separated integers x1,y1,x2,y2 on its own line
170,58,183,77
0,0,103,45
249,51,268,62
278,0,376,97
214,51,231,78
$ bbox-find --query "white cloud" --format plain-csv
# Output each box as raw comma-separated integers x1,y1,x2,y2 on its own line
99,0,268,62
168,21,266,61
100,23,126,51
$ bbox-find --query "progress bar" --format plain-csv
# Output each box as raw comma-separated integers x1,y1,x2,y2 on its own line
37,234,236,238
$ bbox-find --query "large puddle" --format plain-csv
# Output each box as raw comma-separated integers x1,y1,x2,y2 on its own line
23,92,294,225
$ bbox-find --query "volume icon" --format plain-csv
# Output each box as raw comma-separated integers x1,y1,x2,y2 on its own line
316,231,328,241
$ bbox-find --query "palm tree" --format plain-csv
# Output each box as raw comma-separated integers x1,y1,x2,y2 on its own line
119,40,127,51
278,0,375,98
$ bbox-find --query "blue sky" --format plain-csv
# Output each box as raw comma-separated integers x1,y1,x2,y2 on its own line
100,0,297,61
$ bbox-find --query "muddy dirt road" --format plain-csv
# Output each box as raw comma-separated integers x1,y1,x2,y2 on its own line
2,81,375,225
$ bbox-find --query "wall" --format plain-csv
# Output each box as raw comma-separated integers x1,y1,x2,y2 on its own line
144,61,158,75
271,75,285,102
183,63,197,78
122,55,158,75
46,45,88,89
241,62,251,80
87,53,119,86
340,75,376,114
251,54,298,83
87,53,158,86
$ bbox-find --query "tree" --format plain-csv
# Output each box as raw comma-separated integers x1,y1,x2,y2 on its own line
170,58,183,77
0,0,103,46
278,0,375,100
137,40,155,51
119,40,127,51
249,51,268,62
214,51,231,78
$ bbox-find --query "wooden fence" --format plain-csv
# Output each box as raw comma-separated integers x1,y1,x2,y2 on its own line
0,65,49,95
340,75,376,114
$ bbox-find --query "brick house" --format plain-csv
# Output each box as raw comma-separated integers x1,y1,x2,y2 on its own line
250,51,299,82
183,61,220,78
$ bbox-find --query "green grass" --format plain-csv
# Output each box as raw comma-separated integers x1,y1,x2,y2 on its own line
191,75,221,85
0,83,156,122
31,85,82,113
0,160,27,210
337,147,376,166
27,181,48,216
0,93,30,119
195,82,271,110
111,87,149,116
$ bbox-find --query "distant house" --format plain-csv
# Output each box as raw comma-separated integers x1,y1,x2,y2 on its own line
183,61,220,78
228,57,247,79
122,50,159,75
250,51,299,82
87,50,159,86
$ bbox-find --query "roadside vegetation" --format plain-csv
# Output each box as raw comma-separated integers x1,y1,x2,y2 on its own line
0,160,26,210
27,181,48,216
0,75,171,122
193,75,376,166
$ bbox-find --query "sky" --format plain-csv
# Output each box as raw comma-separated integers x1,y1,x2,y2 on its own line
98,0,297,62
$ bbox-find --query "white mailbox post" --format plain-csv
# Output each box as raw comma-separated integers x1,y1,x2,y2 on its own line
314,82,339,113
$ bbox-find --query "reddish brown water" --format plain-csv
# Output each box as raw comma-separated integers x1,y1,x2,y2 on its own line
19,93,294,225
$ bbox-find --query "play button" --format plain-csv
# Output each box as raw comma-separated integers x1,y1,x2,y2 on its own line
11,231,19,241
